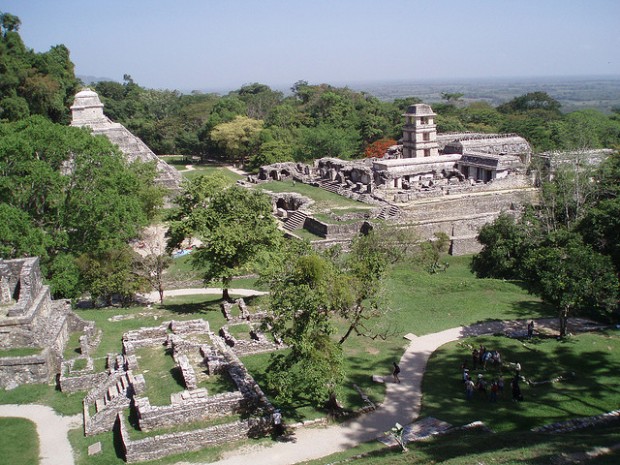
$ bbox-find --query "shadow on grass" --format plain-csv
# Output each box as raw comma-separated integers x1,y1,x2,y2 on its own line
419,332,620,434
508,298,556,319
169,366,186,390
160,297,223,315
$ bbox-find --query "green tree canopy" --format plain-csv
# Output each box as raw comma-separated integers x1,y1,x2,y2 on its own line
184,184,282,300
210,115,264,164
0,116,161,299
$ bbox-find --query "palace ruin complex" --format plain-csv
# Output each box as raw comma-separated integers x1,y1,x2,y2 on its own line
1,257,280,462
255,103,541,253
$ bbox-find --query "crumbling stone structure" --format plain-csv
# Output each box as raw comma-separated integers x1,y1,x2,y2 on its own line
70,89,182,193
0,257,92,389
77,316,278,462
253,103,541,254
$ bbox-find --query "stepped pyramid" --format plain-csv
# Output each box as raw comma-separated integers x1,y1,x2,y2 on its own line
70,89,182,192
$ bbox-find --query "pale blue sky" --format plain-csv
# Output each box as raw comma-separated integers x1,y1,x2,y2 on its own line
4,0,619,92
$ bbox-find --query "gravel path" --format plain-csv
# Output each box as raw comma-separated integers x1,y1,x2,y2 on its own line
143,287,268,303
0,404,81,465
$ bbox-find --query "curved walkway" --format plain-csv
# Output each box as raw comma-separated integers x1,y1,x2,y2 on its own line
193,318,594,465
0,404,81,465
143,287,268,303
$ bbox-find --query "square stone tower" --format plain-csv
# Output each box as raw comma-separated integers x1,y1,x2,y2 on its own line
402,104,439,158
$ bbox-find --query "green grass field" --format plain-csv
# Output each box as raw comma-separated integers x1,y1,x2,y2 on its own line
0,417,39,465
257,180,373,212
421,330,620,432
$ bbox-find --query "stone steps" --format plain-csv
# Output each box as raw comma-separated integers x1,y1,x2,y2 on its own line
315,179,341,194
284,211,307,231
377,205,401,220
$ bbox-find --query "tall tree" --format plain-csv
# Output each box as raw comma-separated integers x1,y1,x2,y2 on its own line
265,250,345,409
522,231,618,336
0,116,161,298
210,115,264,165
189,185,281,300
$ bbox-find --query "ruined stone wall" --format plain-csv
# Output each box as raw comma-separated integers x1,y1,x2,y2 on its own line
135,391,246,431
399,189,538,224
59,370,108,393
5,258,43,317
398,190,536,256
304,217,367,239
0,350,51,388
119,413,272,464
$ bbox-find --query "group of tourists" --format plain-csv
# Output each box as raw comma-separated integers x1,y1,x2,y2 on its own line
462,342,525,402
462,366,524,402
462,368,505,401
471,344,502,370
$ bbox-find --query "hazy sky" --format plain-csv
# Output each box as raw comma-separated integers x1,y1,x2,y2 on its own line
4,0,620,92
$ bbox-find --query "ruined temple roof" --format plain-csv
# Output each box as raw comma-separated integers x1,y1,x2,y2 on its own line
70,88,103,109
403,103,436,116
438,133,531,156
459,152,524,170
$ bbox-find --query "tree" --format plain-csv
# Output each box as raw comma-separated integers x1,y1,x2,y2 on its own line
77,247,148,307
471,212,541,279
522,231,618,336
0,116,161,299
0,12,21,35
419,231,450,274
248,139,293,171
190,185,282,300
293,124,360,161
578,151,620,270
210,115,264,165
497,91,562,117
132,226,172,304
234,83,283,119
265,250,345,409
165,172,234,252
441,92,464,103
364,138,397,158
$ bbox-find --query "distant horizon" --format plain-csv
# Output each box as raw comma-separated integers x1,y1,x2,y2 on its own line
79,73,620,95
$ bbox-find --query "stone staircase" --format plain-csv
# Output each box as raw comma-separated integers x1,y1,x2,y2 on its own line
315,179,342,195
84,358,136,435
377,205,401,220
284,211,308,231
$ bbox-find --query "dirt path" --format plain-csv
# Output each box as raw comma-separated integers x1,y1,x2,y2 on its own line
0,404,81,465
143,287,268,303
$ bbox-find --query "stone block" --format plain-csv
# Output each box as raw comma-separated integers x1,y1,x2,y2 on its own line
88,442,102,455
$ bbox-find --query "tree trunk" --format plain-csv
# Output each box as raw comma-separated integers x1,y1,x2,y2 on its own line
339,325,355,345
222,277,233,302
158,284,164,304
559,307,569,337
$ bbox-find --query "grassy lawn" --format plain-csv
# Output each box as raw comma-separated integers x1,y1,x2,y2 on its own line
0,382,85,416
421,330,620,432
303,423,620,464
257,180,372,211
159,155,188,171
135,347,183,406
0,417,39,465
384,255,554,336
182,164,244,182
